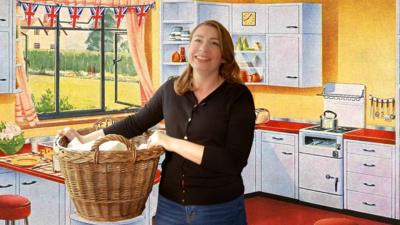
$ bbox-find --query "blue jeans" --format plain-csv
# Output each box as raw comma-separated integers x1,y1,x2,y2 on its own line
155,195,247,225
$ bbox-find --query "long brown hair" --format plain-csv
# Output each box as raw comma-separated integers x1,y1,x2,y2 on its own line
174,20,241,95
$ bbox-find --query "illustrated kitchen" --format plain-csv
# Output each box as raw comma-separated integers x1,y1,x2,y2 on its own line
0,0,399,225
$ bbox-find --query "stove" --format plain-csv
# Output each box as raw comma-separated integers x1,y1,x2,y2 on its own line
302,125,358,134
298,125,359,210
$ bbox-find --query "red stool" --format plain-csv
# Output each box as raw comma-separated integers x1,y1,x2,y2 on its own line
314,218,359,225
0,195,31,225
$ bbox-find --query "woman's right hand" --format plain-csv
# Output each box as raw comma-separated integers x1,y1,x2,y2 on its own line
58,127,84,143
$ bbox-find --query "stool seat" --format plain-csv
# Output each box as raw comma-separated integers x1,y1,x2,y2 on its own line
314,218,359,225
0,195,31,220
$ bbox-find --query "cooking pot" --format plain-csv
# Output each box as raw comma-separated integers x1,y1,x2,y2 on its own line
320,110,338,129
255,108,270,124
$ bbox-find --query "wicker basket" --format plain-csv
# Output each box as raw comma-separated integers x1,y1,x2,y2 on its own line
56,122,164,222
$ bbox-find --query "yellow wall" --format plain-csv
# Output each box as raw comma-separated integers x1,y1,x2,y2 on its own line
1,0,396,137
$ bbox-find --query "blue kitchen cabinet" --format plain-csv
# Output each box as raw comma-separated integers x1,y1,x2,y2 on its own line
0,0,16,93
197,2,231,32
242,131,260,194
260,130,298,199
19,173,65,225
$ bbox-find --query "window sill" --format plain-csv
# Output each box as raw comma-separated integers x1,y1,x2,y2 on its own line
20,113,132,130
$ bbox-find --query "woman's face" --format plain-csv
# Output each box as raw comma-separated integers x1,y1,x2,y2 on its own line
188,25,224,75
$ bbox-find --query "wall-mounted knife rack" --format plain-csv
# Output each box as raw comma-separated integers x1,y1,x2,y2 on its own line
368,95,396,121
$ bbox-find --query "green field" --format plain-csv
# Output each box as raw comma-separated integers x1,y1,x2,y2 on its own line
29,75,141,112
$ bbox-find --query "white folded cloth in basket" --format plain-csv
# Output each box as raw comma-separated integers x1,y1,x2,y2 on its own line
67,138,128,152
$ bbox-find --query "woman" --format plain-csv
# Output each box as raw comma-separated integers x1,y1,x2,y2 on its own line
60,20,255,225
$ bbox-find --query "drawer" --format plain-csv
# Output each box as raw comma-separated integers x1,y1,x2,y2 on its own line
346,141,393,159
347,190,391,218
261,132,295,145
347,172,391,197
347,153,392,178
0,171,16,195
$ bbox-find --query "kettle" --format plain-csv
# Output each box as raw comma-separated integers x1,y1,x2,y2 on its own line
255,108,270,124
320,110,338,129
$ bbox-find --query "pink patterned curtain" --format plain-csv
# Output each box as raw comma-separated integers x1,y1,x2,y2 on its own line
22,0,154,6
125,10,154,104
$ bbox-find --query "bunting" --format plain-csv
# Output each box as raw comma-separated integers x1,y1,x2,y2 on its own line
90,7,105,29
44,5,61,27
135,2,154,27
113,7,128,29
17,1,155,29
68,7,84,28
20,2,39,26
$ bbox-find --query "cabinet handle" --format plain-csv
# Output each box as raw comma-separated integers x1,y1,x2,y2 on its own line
286,25,298,29
0,18,6,22
272,137,283,141
363,182,375,187
362,202,376,207
0,79,6,81
281,152,293,155
363,163,375,167
21,181,37,185
285,76,298,79
362,148,375,153
0,184,13,188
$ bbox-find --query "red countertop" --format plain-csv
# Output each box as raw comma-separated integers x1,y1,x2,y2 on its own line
343,128,395,145
0,144,162,185
256,120,315,134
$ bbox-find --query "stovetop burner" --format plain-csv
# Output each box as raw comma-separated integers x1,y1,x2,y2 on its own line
304,125,358,134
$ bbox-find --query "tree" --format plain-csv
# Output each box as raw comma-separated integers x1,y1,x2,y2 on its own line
85,9,121,52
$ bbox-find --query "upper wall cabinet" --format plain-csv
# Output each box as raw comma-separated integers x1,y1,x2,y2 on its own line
268,4,321,34
0,0,15,94
0,0,10,28
232,4,266,34
160,0,197,83
197,2,231,32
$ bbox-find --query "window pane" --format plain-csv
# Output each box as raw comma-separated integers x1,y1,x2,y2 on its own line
23,29,56,114
105,33,140,111
59,30,101,112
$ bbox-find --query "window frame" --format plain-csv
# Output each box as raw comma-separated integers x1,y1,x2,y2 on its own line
21,13,141,120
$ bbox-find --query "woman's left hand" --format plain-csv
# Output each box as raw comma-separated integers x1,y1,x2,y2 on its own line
147,130,171,150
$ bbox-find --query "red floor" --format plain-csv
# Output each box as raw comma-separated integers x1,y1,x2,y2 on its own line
245,196,393,225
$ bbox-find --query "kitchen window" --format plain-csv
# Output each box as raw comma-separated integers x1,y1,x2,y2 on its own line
20,8,140,119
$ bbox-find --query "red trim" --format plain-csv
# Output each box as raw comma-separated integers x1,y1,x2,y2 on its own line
343,128,395,145
256,120,315,134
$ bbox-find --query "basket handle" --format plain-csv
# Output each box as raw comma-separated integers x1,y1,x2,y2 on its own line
91,134,136,164
93,117,115,130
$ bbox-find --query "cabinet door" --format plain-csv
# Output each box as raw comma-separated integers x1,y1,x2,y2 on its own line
242,141,256,194
0,0,10,28
197,3,231,32
19,174,62,225
261,142,295,198
268,5,299,34
0,31,10,92
232,4,266,34
0,172,16,195
268,36,299,87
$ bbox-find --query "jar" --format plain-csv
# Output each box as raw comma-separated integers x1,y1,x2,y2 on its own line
171,51,180,62
180,47,186,62
239,70,248,82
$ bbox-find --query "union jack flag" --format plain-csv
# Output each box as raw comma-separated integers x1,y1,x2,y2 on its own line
45,5,61,27
68,7,84,28
113,7,128,29
20,2,39,26
134,3,154,27
90,7,105,29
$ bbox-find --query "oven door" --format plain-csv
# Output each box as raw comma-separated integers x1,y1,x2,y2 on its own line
299,153,343,195
299,131,342,158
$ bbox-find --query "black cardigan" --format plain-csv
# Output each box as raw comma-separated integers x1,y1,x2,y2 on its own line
104,78,255,205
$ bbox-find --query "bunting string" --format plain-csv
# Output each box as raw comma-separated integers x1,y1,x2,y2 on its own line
18,1,155,28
